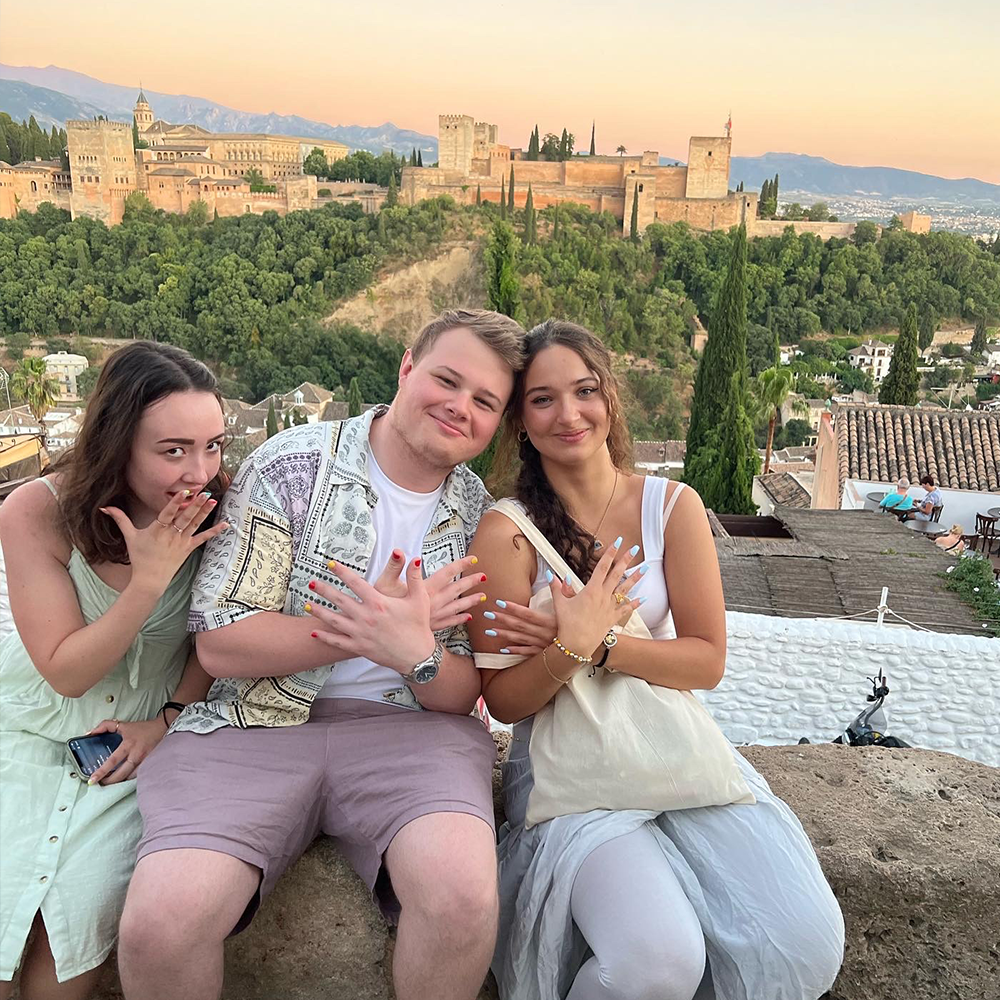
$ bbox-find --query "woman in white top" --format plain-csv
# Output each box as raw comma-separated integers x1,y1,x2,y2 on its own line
469,320,844,1000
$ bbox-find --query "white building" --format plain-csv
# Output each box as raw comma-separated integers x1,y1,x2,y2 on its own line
847,339,894,384
43,351,89,399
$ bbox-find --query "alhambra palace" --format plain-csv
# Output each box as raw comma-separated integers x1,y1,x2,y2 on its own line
0,94,931,239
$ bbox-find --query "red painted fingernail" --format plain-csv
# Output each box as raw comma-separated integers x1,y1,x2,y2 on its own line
414,558,421,567
311,631,318,638
392,550,401,561
308,581,316,590
480,574,487,582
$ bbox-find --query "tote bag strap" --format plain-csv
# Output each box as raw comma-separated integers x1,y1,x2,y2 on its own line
490,500,582,593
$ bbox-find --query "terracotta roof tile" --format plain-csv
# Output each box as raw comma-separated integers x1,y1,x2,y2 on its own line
756,473,811,508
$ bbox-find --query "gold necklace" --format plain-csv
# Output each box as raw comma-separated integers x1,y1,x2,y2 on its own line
583,469,619,550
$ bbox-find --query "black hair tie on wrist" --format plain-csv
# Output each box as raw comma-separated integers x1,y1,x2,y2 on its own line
161,701,185,728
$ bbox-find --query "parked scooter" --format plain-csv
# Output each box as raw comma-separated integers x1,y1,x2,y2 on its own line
799,668,911,748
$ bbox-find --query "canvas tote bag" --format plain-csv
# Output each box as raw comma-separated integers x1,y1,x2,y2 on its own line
485,499,754,828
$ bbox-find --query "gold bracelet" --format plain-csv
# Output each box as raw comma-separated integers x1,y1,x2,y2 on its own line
552,637,592,664
541,646,570,685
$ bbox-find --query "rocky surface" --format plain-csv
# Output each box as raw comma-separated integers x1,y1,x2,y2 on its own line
13,738,998,1000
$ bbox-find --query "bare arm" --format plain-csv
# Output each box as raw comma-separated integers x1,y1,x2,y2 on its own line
1,481,164,698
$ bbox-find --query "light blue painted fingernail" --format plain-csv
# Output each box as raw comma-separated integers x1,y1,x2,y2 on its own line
484,611,496,620
485,629,498,636
639,564,649,575
496,600,507,608
639,596,648,605
545,569,554,583
629,544,640,556
614,536,623,548
500,648,511,654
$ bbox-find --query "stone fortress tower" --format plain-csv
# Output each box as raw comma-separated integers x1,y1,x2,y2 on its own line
133,89,154,133
67,118,137,225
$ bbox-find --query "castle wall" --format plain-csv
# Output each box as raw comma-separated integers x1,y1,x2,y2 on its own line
749,219,861,240
685,136,731,199
649,165,687,198
438,115,474,175
899,210,931,234
0,162,73,219
67,120,136,225
624,174,657,236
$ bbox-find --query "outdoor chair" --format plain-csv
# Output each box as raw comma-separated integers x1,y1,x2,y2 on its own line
930,505,944,523
973,513,999,556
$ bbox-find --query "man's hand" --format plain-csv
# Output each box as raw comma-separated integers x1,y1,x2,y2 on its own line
306,558,435,674
372,550,487,631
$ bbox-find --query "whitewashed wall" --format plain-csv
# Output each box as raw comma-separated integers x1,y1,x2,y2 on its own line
702,612,1000,766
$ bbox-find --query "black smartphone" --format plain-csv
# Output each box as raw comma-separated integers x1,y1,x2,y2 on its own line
67,732,123,779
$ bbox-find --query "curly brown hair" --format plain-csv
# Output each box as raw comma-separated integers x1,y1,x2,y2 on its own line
48,342,229,565
490,319,633,582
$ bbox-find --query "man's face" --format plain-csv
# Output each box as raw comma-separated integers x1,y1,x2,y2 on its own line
391,327,515,470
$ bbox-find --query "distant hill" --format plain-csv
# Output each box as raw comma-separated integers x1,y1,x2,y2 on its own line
727,152,1000,205
0,65,437,159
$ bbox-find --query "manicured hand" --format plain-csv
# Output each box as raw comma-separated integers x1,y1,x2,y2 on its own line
101,490,229,595
86,717,170,786
372,551,487,631
306,558,435,674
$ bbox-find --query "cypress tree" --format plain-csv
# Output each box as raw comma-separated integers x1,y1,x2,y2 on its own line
971,314,988,357
0,124,9,165
348,377,364,417
552,205,560,241
386,172,398,207
213,207,219,222
704,371,759,514
377,212,387,242
282,410,292,429
266,399,279,438
508,165,515,212
499,174,507,220
476,183,481,206
918,307,937,351
878,303,920,406
410,149,417,167
484,220,522,320
132,118,141,151
590,120,596,156
417,149,423,167
629,187,640,243
524,183,535,244
685,224,749,487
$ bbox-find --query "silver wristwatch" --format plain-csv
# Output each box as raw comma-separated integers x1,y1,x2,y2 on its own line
401,641,443,685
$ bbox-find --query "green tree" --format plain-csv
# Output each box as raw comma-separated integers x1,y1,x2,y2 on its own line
293,408,308,425
417,149,423,167
303,148,329,177
685,224,749,489
499,174,507,220
132,117,141,151
589,121,596,156
878,303,920,406
76,364,101,400
476,183,481,206
629,188,640,243
918,307,937,351
853,220,879,246
507,166,515,213
484,220,522,320
385,173,398,207
10,357,58,440
551,205,560,241
0,123,9,164
754,365,796,474
523,183,536,244
266,398,279,438
410,149,417,167
971,314,988,357
710,371,759,514
282,409,292,429
348,376,364,416
616,145,627,157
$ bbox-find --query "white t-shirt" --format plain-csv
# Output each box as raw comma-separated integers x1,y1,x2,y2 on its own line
317,447,445,702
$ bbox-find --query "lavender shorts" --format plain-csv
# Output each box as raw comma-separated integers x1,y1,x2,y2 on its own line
136,698,496,932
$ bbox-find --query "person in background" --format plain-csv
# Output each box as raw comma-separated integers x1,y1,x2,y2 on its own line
909,474,944,522
0,343,228,1000
878,478,913,516
934,524,966,554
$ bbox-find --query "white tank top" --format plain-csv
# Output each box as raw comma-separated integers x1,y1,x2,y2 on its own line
527,477,686,640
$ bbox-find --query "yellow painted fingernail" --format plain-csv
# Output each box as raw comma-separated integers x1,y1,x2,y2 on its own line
183,489,192,496
304,603,312,613
327,560,337,570
480,594,487,602
88,778,95,785
470,556,478,565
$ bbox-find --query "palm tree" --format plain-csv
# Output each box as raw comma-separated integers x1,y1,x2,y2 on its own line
616,145,627,157
754,366,803,475
10,358,59,443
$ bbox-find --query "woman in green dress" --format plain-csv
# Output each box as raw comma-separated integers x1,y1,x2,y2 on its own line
0,342,231,1000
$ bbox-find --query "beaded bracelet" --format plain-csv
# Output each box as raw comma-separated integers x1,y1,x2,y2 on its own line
552,637,592,665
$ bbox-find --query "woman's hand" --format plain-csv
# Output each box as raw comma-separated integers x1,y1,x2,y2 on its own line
100,491,229,595
548,539,644,662
86,717,169,786
372,550,487,631
480,582,569,656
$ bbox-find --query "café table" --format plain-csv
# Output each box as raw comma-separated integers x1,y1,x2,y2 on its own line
987,506,1000,519
904,520,948,537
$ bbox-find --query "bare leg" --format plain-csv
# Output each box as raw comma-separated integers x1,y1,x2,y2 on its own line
386,813,498,1000
11,913,107,1000
117,849,259,1000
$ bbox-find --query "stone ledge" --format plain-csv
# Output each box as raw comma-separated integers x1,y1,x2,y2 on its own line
14,738,998,1000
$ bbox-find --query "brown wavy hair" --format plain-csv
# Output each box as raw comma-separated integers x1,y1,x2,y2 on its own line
48,342,229,565
490,319,633,582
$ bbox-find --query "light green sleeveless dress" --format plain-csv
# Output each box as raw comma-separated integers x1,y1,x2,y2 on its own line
0,480,198,983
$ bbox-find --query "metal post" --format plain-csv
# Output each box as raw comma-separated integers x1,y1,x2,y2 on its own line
876,586,889,627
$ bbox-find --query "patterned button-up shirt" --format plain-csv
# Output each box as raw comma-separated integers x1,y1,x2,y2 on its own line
174,406,493,734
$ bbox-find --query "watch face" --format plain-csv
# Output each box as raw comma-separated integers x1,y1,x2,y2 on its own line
603,631,618,648
407,661,439,685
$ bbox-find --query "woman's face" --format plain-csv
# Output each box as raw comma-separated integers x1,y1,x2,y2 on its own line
125,390,226,520
520,344,610,465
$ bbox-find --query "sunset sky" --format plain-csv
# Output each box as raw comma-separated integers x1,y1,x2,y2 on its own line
2,0,998,183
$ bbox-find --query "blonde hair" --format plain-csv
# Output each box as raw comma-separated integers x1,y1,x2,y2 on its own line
948,524,963,537
410,309,526,373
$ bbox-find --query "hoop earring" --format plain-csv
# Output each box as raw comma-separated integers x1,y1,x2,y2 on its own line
517,429,528,443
